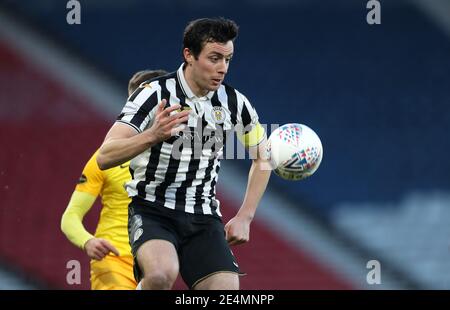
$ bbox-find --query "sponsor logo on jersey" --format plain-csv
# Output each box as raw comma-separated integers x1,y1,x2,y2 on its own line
77,174,87,184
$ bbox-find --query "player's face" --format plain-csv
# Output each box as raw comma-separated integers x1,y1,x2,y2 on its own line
189,41,234,95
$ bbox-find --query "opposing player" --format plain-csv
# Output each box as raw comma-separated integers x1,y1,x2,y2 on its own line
61,69,167,290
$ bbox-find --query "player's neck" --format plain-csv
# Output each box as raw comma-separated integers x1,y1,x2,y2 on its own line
183,66,208,98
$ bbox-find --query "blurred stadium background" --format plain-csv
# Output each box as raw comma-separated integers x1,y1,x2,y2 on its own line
1,0,449,289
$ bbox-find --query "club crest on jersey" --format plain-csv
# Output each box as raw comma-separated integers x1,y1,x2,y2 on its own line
211,106,226,124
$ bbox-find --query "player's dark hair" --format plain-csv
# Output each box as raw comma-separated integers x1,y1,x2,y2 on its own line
128,69,168,95
183,17,238,62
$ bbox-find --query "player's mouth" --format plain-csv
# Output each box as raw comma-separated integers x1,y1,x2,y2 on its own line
212,78,222,85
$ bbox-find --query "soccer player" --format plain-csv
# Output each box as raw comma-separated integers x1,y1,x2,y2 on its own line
61,69,168,290
97,18,270,290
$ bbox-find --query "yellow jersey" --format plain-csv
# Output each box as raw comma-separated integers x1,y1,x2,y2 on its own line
75,150,131,257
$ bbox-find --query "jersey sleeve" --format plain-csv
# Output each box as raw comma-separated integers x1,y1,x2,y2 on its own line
116,82,161,133
60,191,96,249
236,94,266,148
75,150,104,196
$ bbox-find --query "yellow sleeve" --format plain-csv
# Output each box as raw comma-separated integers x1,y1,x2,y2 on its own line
237,122,266,148
75,150,104,196
61,191,97,249
61,151,104,249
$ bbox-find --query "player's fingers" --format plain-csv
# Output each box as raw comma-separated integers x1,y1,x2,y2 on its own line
237,238,248,245
167,115,189,130
167,116,189,136
98,248,108,258
108,245,120,257
170,124,186,136
226,232,237,244
228,238,238,246
87,251,98,260
229,238,246,246
91,250,103,261
96,243,111,256
167,120,186,136
228,240,238,246
156,99,167,114
167,109,190,122
224,224,231,239
162,104,181,116
101,240,120,256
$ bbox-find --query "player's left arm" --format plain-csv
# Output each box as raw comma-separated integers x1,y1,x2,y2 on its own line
61,151,120,259
225,137,271,246
225,97,272,245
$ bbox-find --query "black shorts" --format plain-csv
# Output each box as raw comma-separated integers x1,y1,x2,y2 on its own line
128,197,241,289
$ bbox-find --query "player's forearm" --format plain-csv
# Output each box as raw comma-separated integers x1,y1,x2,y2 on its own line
97,131,156,170
237,158,271,220
61,191,96,249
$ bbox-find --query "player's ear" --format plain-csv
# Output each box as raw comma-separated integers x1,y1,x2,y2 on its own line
183,48,194,65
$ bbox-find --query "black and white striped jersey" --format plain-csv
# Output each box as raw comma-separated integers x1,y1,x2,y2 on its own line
117,64,264,217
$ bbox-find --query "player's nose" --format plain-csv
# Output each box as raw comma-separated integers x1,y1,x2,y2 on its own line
217,59,228,75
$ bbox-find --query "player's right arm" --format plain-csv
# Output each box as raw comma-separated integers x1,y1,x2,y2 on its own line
97,99,190,170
